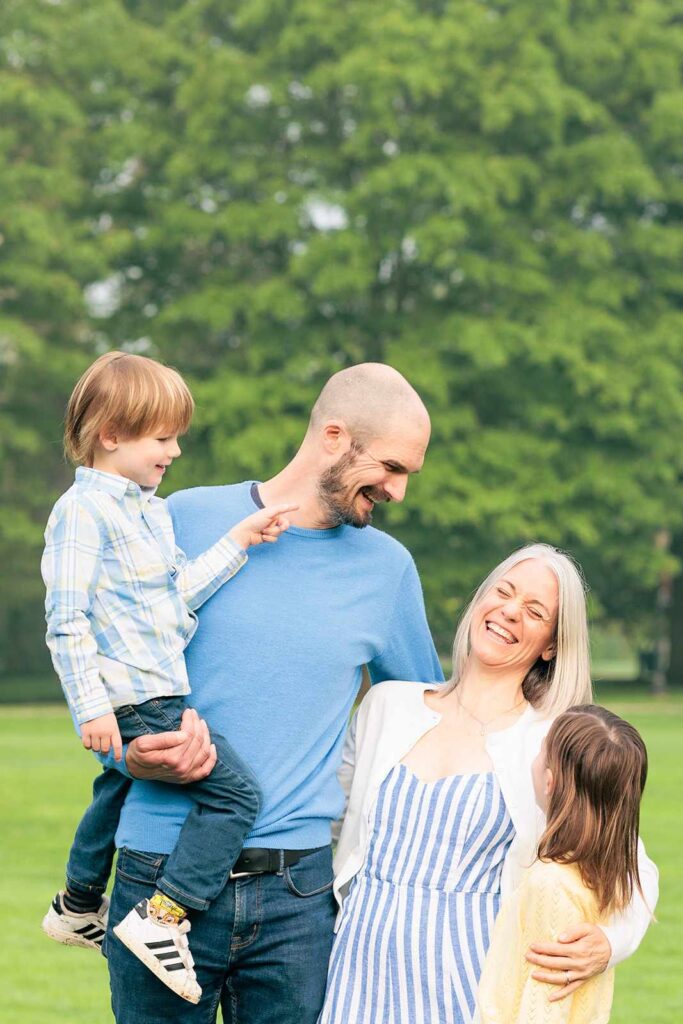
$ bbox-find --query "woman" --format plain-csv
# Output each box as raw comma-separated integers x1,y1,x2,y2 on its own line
320,544,657,1024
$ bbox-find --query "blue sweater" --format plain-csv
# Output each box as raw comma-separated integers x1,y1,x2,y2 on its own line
115,482,443,853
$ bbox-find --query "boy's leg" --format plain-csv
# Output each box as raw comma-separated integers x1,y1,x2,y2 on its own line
110,697,259,1004
62,700,165,904
65,767,131,904
43,765,131,948
112,695,261,912
155,730,261,911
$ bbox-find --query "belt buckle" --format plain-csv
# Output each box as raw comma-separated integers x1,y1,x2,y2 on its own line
229,868,262,880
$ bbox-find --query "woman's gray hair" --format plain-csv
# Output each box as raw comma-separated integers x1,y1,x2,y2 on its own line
445,543,593,717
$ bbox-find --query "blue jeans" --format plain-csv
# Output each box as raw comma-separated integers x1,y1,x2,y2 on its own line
105,845,337,1023
66,696,261,911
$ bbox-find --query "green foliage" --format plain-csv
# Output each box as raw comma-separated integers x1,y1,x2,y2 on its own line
1,0,682,663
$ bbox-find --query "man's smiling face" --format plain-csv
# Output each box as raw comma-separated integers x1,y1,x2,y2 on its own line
317,424,429,528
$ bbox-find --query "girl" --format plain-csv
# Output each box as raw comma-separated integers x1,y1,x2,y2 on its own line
478,705,649,1024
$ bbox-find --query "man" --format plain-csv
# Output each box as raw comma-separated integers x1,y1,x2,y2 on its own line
104,363,444,1022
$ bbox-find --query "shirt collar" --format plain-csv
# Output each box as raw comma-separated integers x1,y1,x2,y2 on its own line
74,466,157,504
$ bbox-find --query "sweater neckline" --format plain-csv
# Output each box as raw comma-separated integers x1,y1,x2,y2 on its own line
248,480,345,539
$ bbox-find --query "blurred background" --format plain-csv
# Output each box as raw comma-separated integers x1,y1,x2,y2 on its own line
1,1,682,1021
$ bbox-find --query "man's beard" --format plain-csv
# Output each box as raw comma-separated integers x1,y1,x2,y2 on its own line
318,442,389,529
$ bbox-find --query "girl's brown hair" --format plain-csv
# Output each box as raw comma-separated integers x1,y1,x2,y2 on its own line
64,351,194,466
537,705,647,915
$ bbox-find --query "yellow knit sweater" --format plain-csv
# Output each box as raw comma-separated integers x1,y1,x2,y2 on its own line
478,859,614,1024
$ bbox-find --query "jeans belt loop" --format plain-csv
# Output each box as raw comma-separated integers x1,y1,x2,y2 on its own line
277,849,285,876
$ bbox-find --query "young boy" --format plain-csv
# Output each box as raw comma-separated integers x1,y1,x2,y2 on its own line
41,351,295,1004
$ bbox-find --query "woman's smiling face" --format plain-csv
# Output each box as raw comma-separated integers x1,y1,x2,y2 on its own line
469,559,559,674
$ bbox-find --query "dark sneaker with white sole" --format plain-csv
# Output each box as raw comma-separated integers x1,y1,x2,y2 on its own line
42,891,109,950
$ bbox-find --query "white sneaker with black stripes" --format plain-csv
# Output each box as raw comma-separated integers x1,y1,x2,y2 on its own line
113,899,202,1004
42,891,109,950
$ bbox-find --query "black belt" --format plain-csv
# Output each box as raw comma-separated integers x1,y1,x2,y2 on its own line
230,846,323,879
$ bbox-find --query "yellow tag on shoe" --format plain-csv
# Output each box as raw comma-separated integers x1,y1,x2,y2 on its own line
148,892,187,925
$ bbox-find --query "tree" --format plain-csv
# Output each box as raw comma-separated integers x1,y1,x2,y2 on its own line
0,0,179,671
2,0,682,676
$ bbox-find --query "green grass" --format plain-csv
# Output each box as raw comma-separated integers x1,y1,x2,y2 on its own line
1,694,681,1023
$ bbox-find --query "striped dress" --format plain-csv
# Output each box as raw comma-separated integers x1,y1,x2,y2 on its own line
320,763,515,1024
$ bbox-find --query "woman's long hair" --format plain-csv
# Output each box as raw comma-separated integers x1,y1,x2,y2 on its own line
445,544,592,717
538,705,647,914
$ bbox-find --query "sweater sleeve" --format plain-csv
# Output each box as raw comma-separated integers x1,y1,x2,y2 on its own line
367,558,443,684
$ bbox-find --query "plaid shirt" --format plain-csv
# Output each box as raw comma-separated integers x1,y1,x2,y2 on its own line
42,467,246,725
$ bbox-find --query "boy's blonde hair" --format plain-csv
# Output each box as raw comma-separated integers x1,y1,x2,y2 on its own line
64,351,194,466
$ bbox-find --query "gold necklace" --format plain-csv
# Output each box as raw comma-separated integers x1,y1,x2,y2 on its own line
455,689,527,736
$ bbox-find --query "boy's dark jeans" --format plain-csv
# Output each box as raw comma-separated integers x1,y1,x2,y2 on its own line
66,696,261,912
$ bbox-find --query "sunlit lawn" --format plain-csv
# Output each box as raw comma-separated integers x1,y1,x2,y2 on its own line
1,688,681,1022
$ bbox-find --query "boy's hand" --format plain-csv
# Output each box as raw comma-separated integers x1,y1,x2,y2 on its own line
229,503,298,550
81,712,123,762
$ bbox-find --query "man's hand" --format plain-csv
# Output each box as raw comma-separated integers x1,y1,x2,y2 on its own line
125,708,217,783
229,504,298,550
82,712,123,761
526,922,611,1001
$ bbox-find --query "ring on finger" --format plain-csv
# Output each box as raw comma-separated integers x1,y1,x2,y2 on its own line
564,970,571,985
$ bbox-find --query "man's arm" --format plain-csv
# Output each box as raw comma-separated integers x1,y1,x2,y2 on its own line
42,500,113,724
367,557,444,684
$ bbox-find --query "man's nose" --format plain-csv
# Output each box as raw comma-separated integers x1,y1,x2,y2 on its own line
384,475,408,503
169,439,181,458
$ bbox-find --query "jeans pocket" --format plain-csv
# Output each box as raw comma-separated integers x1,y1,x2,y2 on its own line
284,847,334,898
115,847,166,886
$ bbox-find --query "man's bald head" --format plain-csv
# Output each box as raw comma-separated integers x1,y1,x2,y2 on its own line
307,363,430,445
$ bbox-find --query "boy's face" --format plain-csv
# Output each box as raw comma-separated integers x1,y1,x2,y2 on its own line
96,429,181,488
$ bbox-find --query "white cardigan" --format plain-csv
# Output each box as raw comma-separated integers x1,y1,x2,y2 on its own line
332,680,658,968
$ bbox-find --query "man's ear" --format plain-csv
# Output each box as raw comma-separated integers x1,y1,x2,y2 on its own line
321,420,351,456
